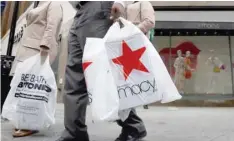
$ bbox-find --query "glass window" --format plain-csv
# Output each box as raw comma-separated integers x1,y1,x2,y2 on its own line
170,36,232,94
152,36,172,75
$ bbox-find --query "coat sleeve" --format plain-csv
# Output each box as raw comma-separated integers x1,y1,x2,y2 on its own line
40,2,63,49
138,1,155,33
114,1,133,8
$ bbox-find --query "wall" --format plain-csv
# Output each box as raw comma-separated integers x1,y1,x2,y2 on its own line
154,11,234,22
150,1,234,6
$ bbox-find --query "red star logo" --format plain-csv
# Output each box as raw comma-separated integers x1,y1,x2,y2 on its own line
82,62,92,71
112,40,149,80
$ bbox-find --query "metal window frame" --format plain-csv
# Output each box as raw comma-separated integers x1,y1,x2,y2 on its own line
6,1,19,56
229,36,234,96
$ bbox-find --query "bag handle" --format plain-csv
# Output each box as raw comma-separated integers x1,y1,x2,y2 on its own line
39,52,50,66
103,17,131,41
118,17,132,27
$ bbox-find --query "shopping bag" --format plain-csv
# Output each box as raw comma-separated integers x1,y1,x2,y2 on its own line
104,17,181,109
83,38,120,121
2,54,57,130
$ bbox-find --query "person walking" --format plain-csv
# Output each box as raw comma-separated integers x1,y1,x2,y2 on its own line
7,1,63,137
125,1,155,109
56,1,147,141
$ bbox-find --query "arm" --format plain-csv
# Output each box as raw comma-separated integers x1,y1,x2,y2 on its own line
205,58,211,66
40,2,63,50
185,59,194,71
138,1,155,33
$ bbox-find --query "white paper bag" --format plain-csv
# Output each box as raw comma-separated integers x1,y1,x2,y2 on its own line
2,54,57,130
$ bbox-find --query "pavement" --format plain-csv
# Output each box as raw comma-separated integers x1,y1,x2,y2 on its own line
1,104,234,141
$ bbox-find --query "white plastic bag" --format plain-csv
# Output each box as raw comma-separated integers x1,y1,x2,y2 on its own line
83,18,182,121
2,54,57,130
104,17,182,110
83,38,120,121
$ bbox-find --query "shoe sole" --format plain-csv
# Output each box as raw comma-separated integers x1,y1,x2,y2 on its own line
138,131,147,140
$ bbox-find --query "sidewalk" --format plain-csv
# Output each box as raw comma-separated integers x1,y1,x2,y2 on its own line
1,104,234,141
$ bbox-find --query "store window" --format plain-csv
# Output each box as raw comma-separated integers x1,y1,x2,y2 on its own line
169,36,232,94
152,36,172,75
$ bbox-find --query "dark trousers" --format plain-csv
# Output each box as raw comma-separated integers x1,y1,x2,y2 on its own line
61,2,145,141
1,75,13,113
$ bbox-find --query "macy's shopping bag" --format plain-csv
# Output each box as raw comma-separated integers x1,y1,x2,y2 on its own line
83,18,182,120
2,54,57,130
104,18,182,110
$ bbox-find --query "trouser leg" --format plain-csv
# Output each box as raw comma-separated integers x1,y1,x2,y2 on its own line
60,2,113,141
61,31,89,141
117,109,146,134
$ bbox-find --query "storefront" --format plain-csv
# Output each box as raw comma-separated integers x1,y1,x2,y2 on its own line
152,10,234,99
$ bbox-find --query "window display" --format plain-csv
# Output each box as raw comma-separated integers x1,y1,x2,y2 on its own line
171,36,232,94
154,36,233,95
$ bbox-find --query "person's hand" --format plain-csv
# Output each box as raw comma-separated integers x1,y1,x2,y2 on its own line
40,45,49,64
110,2,125,22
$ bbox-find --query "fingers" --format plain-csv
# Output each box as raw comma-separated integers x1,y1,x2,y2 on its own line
110,3,125,21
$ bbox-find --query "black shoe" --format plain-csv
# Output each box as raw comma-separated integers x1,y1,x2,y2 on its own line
143,105,149,109
115,131,147,141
